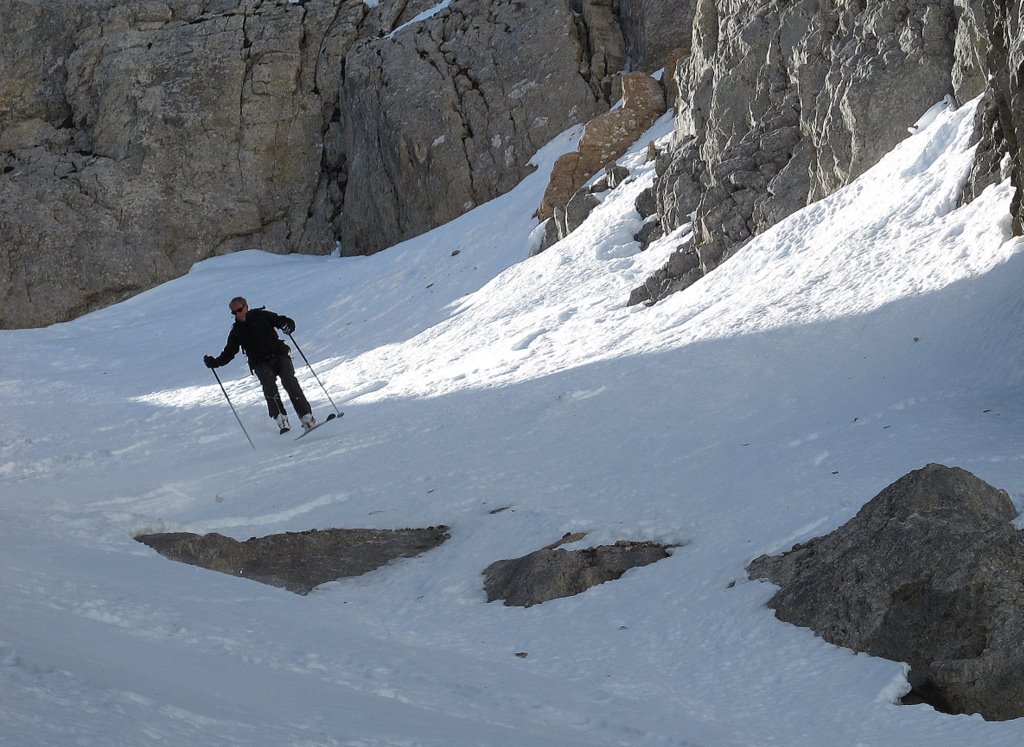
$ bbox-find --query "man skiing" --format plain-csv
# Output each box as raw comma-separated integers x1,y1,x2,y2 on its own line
204,297,316,434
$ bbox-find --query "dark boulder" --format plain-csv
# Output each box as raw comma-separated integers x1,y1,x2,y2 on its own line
747,464,1024,720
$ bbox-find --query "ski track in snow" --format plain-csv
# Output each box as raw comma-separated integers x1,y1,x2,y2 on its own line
4,100,1024,744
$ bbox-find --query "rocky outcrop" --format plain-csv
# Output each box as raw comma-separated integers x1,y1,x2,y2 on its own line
960,89,1012,206
483,532,675,607
748,464,1024,721
1,0,368,328
980,0,1024,234
618,0,697,73
574,0,700,83
336,1,610,256
7,0,1020,326
538,71,665,223
136,525,450,595
630,0,1001,306
3,0,691,328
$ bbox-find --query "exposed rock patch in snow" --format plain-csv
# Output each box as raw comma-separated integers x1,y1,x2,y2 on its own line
484,532,678,607
137,526,450,595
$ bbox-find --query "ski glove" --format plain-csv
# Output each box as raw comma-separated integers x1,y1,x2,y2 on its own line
203,355,216,368
280,319,295,335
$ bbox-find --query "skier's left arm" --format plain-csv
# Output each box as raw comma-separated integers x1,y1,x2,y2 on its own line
265,310,296,335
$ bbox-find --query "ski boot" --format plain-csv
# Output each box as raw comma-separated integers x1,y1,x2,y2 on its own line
275,414,291,434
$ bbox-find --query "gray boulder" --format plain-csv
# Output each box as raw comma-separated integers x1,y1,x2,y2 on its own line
747,464,1024,720
627,239,701,306
484,532,674,607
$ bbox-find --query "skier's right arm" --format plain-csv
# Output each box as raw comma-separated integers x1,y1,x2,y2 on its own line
205,331,241,368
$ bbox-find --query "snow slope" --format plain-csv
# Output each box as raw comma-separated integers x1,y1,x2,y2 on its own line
4,97,1024,746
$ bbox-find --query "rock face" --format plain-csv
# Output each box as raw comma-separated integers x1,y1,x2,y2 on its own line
1,0,368,328
483,532,674,607
2,0,691,328
747,464,1024,721
618,0,697,73
980,0,1024,234
136,525,450,595
631,0,1001,306
6,0,1022,327
337,0,609,256
960,89,1013,207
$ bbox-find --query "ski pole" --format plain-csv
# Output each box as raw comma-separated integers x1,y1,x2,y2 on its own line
210,367,256,451
287,332,342,416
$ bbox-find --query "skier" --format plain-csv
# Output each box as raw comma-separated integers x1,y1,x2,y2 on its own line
203,297,317,434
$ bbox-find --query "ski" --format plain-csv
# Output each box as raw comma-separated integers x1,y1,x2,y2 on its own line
294,412,341,440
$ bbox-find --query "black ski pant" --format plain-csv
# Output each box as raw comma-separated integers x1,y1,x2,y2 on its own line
253,354,311,420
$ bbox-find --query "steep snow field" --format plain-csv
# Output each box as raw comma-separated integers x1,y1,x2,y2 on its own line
4,98,1024,745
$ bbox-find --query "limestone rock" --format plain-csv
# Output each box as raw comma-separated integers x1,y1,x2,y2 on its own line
627,239,701,306
336,0,612,256
747,464,1024,720
952,0,989,103
538,72,665,222
6,0,1016,328
0,0,368,328
660,46,691,107
483,532,674,607
634,0,977,306
961,89,1012,206
576,0,627,100
6,0,693,327
981,0,1024,234
136,525,450,595
618,0,698,73
559,189,602,237
632,216,663,250
0,0,708,328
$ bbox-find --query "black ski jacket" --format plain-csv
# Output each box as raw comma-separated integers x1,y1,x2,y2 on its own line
210,308,294,369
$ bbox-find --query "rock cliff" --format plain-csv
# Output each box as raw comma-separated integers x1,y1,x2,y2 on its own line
337,1,609,255
630,0,1018,306
3,0,1023,327
2,0,366,327
2,0,689,328
981,0,1024,234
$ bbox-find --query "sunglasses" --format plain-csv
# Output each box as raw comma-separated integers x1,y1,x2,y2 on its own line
230,307,246,316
